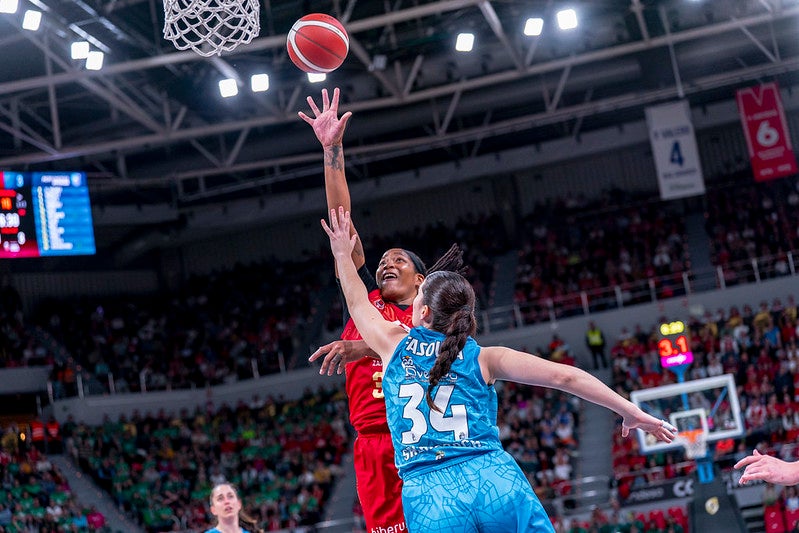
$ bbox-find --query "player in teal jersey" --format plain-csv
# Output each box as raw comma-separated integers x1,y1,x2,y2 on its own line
205,483,260,533
321,207,678,531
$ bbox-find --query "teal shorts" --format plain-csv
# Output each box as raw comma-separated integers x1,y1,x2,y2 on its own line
401,450,555,532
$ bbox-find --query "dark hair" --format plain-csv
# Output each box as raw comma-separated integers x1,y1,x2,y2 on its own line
427,243,467,276
403,249,427,275
400,243,466,276
210,483,263,533
422,270,477,412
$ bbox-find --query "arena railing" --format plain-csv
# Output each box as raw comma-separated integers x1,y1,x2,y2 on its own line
46,249,798,398
478,250,797,333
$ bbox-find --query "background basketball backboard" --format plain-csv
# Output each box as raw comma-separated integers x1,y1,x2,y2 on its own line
630,374,744,454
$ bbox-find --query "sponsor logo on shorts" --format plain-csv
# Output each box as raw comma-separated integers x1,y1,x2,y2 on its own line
371,521,406,533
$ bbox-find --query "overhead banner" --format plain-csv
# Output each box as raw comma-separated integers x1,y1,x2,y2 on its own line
646,101,706,200
736,82,798,182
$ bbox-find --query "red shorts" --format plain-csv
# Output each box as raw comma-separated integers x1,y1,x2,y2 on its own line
353,432,406,532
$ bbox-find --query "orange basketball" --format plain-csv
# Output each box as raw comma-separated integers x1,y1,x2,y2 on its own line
287,14,349,74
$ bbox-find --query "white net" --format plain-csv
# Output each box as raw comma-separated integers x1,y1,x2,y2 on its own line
679,430,707,460
163,0,261,57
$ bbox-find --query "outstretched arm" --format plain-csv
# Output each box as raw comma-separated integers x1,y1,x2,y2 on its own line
321,207,406,363
735,449,799,485
481,346,677,442
309,339,378,376
299,88,365,272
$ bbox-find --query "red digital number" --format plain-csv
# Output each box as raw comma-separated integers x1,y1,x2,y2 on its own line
658,338,672,357
675,335,688,354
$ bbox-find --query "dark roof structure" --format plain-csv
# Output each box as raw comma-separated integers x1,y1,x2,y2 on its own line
1,0,798,255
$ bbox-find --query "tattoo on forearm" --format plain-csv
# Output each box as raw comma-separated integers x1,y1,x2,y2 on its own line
324,145,344,171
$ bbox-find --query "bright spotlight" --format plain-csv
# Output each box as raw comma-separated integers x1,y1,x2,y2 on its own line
71,41,90,60
557,9,578,30
22,10,41,31
85,51,104,70
307,72,326,83
455,32,475,52
524,18,544,36
218,78,238,98
250,74,270,92
0,0,18,14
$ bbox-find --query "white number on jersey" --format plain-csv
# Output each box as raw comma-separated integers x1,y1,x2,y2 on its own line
398,383,469,444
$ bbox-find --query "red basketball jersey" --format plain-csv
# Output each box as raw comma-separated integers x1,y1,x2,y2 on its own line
341,288,414,433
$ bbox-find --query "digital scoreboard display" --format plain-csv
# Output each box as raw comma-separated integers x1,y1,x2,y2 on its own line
0,171,95,258
658,320,694,368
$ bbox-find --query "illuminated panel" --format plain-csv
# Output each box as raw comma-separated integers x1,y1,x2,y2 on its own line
0,171,95,258
32,172,95,256
657,320,694,368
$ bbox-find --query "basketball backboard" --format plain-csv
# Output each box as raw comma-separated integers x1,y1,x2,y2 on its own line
630,374,744,454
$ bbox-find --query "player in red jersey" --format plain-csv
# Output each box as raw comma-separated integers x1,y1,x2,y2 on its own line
301,88,461,533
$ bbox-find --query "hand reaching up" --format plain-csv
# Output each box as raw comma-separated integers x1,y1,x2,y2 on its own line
299,87,352,148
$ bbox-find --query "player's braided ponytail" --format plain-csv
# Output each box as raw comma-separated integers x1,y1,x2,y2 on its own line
422,271,477,412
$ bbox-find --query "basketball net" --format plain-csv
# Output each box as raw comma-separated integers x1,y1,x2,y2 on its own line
163,0,261,57
677,429,707,460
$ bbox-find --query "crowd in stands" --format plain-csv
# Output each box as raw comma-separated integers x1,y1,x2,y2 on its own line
0,422,107,532
63,386,350,532
704,174,799,284
496,382,581,503
514,192,690,324
35,257,325,397
555,503,689,533
56,380,580,532
609,296,799,502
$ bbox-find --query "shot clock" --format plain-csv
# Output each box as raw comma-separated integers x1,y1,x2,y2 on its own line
658,320,693,368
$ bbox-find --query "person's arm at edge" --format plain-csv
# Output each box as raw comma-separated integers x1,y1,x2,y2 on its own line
323,208,405,364
480,346,676,441
735,449,799,485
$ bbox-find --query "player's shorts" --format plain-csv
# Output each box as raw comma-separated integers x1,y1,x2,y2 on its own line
353,432,406,533
401,449,554,532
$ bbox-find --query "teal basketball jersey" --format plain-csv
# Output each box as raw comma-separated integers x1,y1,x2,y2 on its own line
382,326,503,479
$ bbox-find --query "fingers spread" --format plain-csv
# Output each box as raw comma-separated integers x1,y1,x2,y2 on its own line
322,88,330,110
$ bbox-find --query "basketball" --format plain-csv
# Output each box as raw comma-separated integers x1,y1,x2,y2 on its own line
287,14,349,74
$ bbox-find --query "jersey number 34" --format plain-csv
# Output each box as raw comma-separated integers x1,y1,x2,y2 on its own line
398,383,469,444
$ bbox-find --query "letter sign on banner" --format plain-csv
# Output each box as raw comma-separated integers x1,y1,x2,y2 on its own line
736,82,798,182
646,101,706,200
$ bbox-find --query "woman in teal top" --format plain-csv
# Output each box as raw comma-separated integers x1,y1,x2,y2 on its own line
205,483,259,533
322,207,678,532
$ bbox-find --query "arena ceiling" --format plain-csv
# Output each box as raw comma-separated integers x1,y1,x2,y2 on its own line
0,0,799,216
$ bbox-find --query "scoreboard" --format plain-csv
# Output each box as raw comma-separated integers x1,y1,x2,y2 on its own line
0,171,95,258
657,319,693,368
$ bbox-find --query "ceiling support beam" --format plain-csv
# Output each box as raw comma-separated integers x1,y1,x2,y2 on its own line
659,6,685,99
75,54,799,195
225,128,250,167
548,63,572,112
3,1,795,100
572,88,594,140
731,16,778,62
478,1,524,71
43,37,62,150
22,33,166,134
630,0,650,42
348,37,401,97
438,89,462,135
469,109,493,158
402,55,424,97
0,116,57,155
5,7,799,169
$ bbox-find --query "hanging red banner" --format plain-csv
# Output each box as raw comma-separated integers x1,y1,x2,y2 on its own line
736,82,798,182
